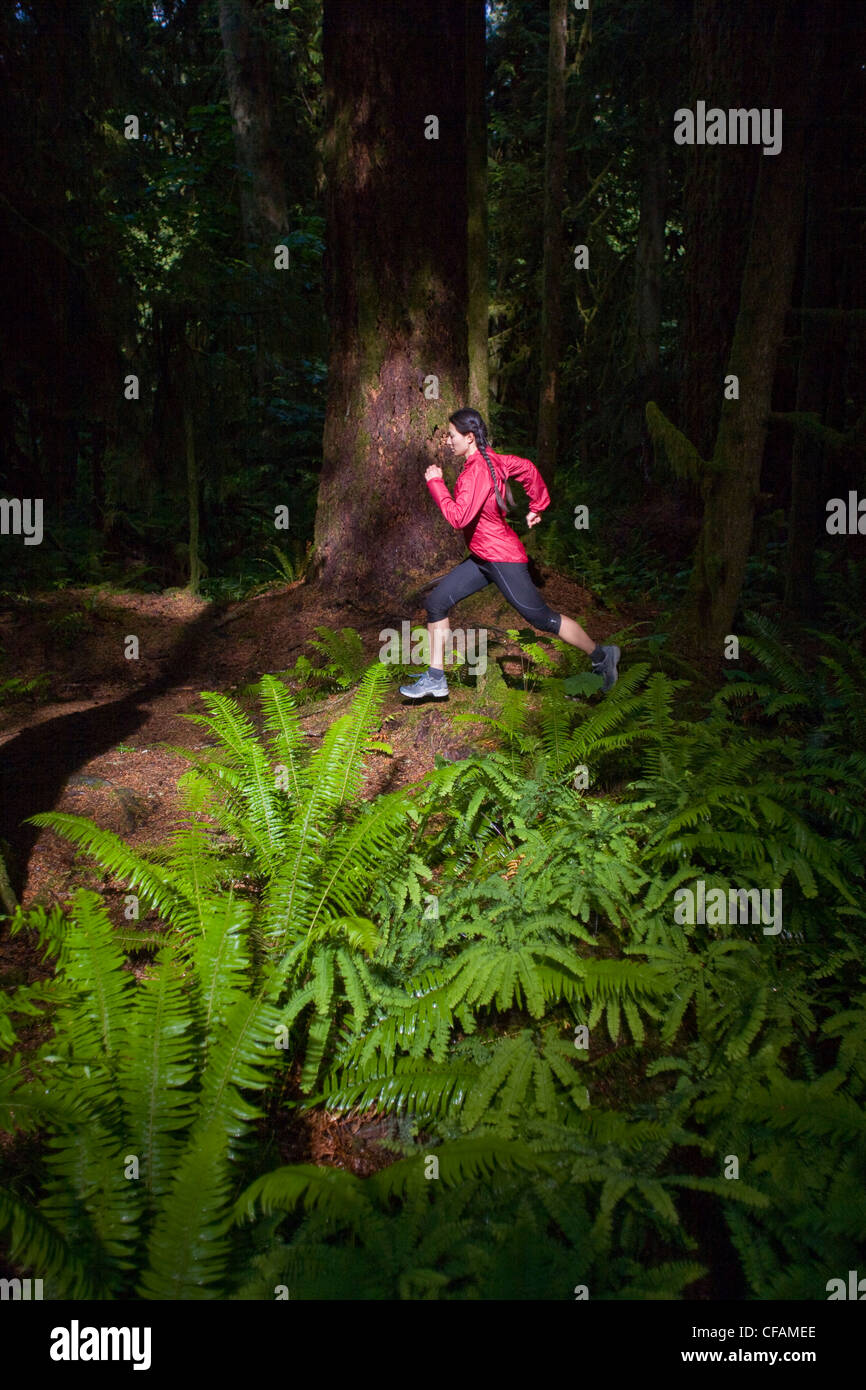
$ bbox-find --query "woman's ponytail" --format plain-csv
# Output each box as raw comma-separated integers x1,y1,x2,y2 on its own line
477,441,509,515
448,407,513,516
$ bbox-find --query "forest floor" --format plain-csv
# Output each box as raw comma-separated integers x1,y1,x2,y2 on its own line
0,567,653,1175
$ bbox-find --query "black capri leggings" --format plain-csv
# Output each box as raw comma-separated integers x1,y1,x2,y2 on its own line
424,556,562,634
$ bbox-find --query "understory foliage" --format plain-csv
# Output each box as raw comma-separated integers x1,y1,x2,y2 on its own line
1,623,863,1299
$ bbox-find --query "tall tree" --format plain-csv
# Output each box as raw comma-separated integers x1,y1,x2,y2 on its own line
671,0,822,659
0,0,120,521
783,1,857,620
678,0,773,459
218,0,292,403
617,0,686,479
534,0,569,484
218,0,289,262
466,0,489,422
616,109,669,475
314,0,473,599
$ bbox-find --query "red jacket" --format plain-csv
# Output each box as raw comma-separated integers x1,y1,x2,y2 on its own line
426,447,551,563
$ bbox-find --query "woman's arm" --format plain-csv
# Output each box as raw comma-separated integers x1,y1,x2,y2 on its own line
499,454,552,514
425,465,489,530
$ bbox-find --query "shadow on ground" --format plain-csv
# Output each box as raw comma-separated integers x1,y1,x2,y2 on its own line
0,602,227,899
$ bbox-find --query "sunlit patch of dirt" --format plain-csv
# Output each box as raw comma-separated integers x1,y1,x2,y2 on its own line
0,570,656,1177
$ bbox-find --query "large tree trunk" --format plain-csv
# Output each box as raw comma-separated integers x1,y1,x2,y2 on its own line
782,174,839,621
466,0,489,423
218,0,289,260
620,114,667,473
314,0,472,601
679,0,773,459
218,0,291,406
534,0,569,485
674,0,820,659
783,9,852,621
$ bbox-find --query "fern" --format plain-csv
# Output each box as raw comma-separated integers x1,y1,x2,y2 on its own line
5,629,864,1302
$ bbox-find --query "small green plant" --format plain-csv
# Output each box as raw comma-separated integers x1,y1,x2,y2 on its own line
275,625,367,702
0,673,52,704
503,627,564,691
308,625,366,687
45,610,93,648
263,543,298,584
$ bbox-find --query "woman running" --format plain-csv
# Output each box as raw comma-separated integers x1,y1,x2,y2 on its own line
400,407,620,699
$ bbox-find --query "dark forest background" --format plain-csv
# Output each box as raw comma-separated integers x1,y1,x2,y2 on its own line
2,0,863,654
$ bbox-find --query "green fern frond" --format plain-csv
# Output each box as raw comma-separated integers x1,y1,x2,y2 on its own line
318,1054,475,1117
0,1188,104,1299
119,943,198,1198
55,890,135,1063
138,1121,235,1299
617,1260,706,1299
368,1135,545,1198
258,673,308,801
233,1163,370,1227
26,816,184,922
192,893,256,1051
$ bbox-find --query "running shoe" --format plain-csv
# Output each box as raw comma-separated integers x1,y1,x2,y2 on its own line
591,644,621,693
399,669,449,700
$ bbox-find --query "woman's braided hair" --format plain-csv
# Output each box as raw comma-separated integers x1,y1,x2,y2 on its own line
448,408,514,515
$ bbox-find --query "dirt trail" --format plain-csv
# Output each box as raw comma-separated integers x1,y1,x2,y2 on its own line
0,569,648,989
0,569,648,1173
0,568,642,903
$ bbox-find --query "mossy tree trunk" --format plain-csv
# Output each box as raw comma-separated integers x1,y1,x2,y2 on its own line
314,0,472,601
466,0,489,424
673,0,820,660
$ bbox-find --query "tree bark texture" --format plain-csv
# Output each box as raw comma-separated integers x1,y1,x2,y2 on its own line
535,0,569,485
675,0,821,658
679,0,774,459
466,0,489,423
219,0,289,260
621,115,668,470
314,0,472,601
784,5,856,620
